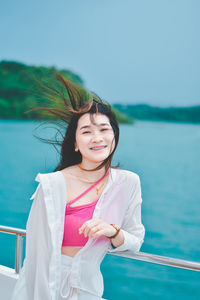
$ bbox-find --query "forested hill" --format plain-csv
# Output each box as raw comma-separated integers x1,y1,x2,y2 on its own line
113,104,200,124
1,60,199,124
0,60,130,123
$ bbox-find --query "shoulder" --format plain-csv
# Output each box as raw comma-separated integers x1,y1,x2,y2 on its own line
32,170,63,190
30,170,66,205
114,168,140,184
30,171,56,200
32,166,80,192
115,169,140,187
33,171,57,182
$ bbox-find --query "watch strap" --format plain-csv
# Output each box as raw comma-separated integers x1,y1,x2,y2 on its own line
109,224,120,239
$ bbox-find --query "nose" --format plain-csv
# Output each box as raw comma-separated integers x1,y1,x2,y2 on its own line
91,130,103,143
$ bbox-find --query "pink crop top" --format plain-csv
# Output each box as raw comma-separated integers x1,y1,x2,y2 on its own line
62,169,110,247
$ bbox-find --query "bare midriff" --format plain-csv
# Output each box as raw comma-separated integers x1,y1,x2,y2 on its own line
61,246,83,257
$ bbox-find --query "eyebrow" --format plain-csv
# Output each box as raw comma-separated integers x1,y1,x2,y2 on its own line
80,123,110,130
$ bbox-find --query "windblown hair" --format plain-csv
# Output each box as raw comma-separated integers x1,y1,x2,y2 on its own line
26,73,120,174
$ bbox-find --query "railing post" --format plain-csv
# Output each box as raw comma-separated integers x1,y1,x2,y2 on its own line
15,234,23,274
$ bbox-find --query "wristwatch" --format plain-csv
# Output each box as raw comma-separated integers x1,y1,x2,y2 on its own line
109,224,120,239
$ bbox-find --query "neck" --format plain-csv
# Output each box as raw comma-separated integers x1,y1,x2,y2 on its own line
78,160,108,182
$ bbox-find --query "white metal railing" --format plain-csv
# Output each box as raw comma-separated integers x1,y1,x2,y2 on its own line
107,250,200,272
0,225,26,274
0,225,200,274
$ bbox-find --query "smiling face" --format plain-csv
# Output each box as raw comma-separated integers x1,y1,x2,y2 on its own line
75,113,115,166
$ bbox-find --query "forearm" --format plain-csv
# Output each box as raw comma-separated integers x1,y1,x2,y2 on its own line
110,229,125,248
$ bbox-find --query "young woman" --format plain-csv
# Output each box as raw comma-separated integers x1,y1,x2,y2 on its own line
11,75,145,300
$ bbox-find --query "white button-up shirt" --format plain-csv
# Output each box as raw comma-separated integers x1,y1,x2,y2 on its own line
11,167,145,300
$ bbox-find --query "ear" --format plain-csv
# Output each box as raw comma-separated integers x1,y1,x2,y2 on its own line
74,142,78,152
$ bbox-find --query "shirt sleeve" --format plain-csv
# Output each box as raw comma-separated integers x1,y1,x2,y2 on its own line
24,183,52,300
107,174,145,254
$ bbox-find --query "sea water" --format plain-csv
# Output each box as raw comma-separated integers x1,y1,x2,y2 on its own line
0,119,199,299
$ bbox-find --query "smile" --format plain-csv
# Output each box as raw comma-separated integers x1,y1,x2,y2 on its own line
90,146,107,151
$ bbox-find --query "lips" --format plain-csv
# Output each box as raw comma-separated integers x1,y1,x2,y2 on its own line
90,145,107,151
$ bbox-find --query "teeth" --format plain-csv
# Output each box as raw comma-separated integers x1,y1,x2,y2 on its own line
91,146,107,150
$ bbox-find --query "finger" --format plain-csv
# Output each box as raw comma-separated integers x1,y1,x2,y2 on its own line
84,224,94,237
91,229,106,238
84,221,102,238
79,223,86,233
79,219,100,234
89,225,101,238
79,219,96,231
79,220,91,233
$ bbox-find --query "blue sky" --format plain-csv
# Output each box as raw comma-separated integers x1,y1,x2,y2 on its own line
1,0,199,107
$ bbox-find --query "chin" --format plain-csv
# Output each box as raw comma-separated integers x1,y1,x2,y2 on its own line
91,158,107,163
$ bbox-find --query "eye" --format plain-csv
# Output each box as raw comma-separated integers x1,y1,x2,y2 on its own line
101,128,108,131
82,131,91,134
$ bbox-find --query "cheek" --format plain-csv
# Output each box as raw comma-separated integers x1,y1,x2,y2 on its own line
77,135,89,150
110,135,115,149
107,132,115,142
